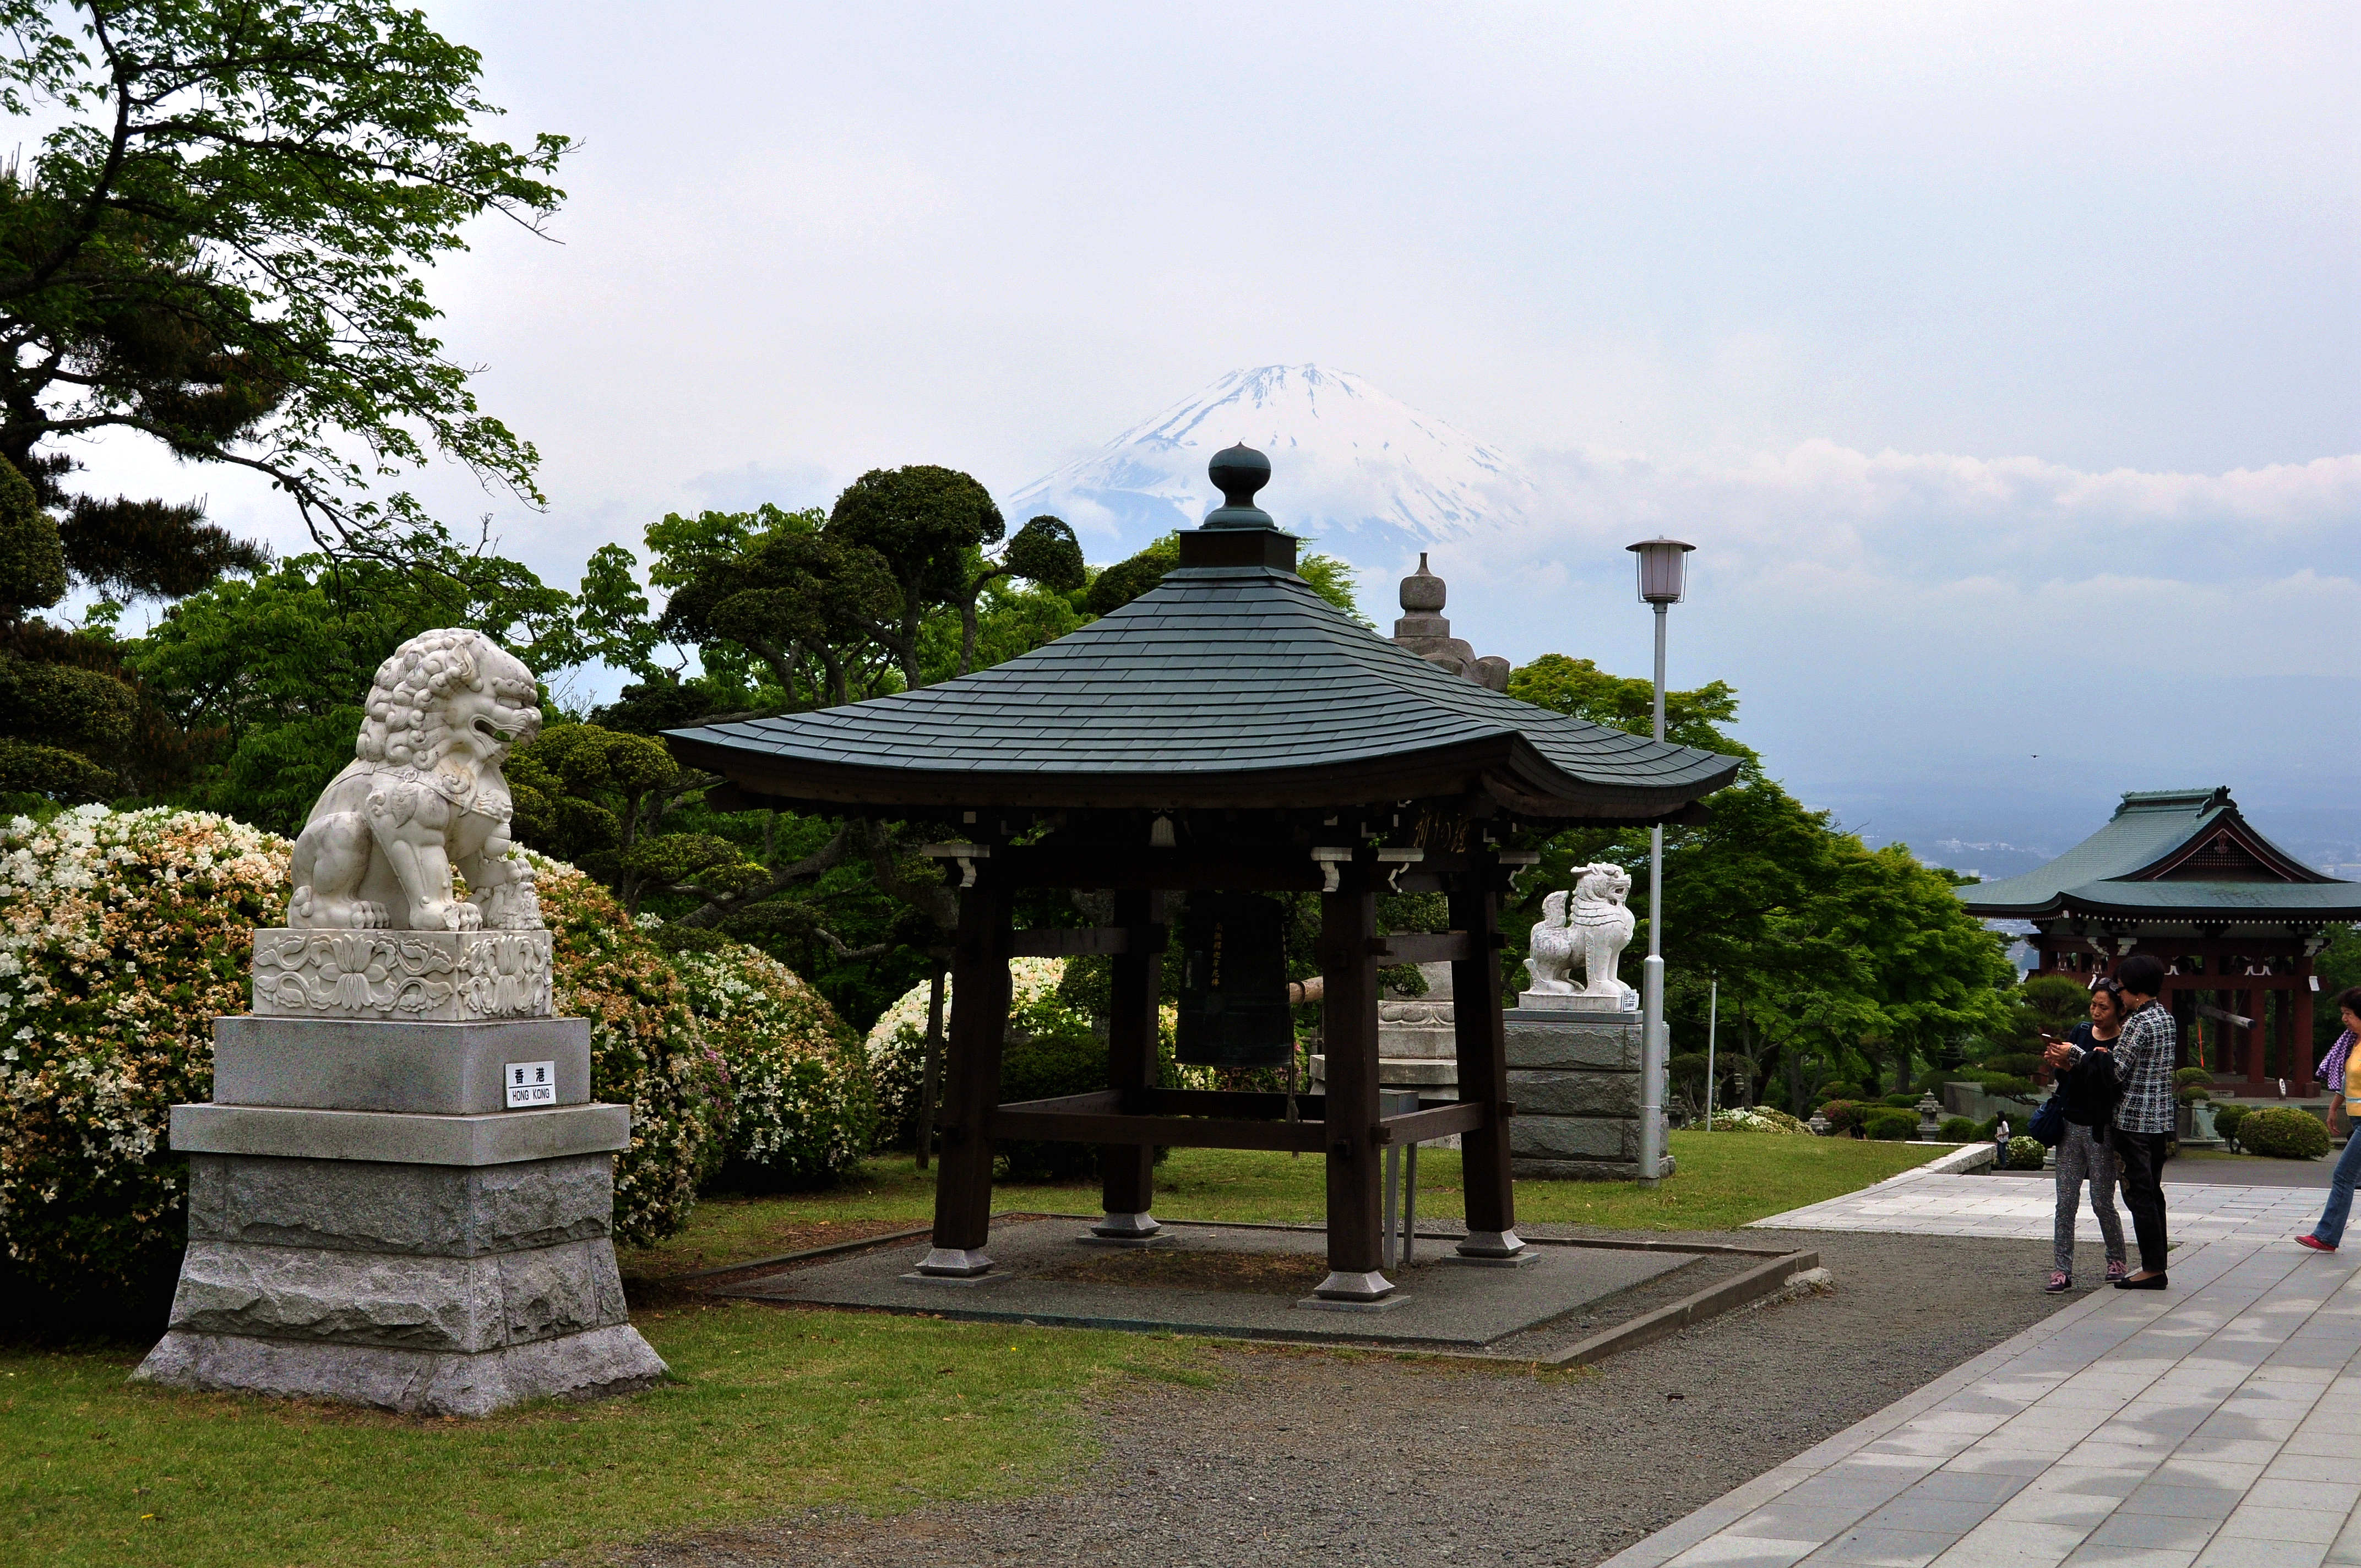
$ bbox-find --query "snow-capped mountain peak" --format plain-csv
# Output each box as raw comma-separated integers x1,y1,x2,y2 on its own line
1008,364,1536,557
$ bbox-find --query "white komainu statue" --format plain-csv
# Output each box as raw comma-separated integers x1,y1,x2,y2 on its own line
288,629,546,933
1524,862,1638,1003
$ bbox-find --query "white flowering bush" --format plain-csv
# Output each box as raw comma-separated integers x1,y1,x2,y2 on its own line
665,937,874,1188
0,812,730,1295
1706,1106,1810,1134
866,957,1072,1145
0,806,287,1293
864,957,1212,1149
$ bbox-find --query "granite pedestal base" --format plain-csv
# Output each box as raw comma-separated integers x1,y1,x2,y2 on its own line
134,1014,666,1417
1504,1008,1671,1182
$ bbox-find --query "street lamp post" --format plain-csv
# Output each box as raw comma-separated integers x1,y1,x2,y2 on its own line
1626,536,1695,1185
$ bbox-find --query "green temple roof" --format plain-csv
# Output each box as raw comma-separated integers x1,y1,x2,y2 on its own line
666,448,1739,822
1957,787,2361,924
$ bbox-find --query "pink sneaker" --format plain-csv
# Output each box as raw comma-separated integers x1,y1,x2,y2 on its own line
2045,1270,2072,1293
2106,1259,2129,1282
2298,1234,2337,1254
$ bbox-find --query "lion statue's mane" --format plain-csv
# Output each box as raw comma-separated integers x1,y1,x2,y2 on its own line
287,628,546,933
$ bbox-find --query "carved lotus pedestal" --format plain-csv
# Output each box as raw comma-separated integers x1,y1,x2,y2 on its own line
133,933,666,1417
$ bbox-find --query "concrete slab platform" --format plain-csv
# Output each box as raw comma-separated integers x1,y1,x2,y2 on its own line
716,1217,1700,1350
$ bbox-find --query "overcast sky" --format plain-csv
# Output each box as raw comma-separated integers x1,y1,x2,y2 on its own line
74,3,2361,861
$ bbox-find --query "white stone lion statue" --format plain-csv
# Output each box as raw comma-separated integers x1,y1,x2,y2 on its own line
1524,863,1638,1003
287,629,546,933
1566,862,1637,1003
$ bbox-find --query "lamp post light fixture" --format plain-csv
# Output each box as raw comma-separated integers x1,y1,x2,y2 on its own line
1626,536,1694,1185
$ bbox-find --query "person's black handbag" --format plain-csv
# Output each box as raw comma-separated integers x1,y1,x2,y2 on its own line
2030,1093,2065,1147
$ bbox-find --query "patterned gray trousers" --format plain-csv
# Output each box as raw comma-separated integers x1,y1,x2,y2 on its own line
2054,1121,2128,1275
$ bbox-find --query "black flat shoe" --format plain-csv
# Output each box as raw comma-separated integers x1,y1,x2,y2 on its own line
2115,1274,2167,1290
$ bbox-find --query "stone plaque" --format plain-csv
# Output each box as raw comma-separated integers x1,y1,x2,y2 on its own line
251,928,553,1021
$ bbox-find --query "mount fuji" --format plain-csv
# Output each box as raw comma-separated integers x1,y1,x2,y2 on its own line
1007,365,1538,561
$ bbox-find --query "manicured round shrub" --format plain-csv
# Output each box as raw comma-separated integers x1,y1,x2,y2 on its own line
2006,1135,2047,1169
1819,1099,1864,1136
1864,1108,1918,1141
1939,1115,1982,1142
2238,1107,2332,1161
1816,1080,1859,1103
1881,1092,1919,1109
997,1013,1109,1182
0,808,736,1302
662,930,875,1191
2173,1067,2214,1091
480,860,728,1245
2212,1102,2250,1150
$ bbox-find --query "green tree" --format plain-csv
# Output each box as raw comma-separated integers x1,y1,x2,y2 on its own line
1508,654,1754,765
0,0,568,559
1502,653,2015,1115
0,451,197,802
1084,530,1366,622
127,542,576,832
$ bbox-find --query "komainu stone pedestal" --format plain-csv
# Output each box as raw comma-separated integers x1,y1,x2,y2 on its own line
1505,1008,1671,1182
134,1016,667,1417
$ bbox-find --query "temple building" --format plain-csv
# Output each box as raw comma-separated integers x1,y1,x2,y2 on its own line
1958,788,2361,1097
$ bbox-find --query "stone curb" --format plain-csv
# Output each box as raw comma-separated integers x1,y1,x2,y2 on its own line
1544,1249,1820,1369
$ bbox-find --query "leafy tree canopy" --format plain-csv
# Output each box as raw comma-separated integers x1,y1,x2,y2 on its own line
126,534,576,831
0,0,569,562
1082,531,1366,623
1502,653,2014,1115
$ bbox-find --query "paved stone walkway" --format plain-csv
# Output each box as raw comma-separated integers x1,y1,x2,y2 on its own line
1604,1170,2359,1567
1753,1168,2328,1246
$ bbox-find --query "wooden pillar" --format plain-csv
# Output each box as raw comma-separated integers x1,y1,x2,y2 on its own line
2295,979,2317,1096
1448,852,1525,1260
1095,889,1165,1239
921,879,1013,1276
1314,862,1388,1299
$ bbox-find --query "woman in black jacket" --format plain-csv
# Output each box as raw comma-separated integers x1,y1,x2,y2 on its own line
2049,979,2130,1291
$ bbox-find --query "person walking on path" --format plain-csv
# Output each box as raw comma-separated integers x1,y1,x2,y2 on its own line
2047,953,2177,1289
2048,979,2130,1291
2295,987,2361,1254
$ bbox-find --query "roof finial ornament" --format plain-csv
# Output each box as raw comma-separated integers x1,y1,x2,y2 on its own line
1201,443,1276,530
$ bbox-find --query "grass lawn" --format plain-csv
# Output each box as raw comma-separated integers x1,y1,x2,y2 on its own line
1,1130,1945,1568
1,1305,1212,1568
626,1130,1951,1278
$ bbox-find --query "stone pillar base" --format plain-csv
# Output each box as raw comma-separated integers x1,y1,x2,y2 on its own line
133,1322,665,1418
143,1017,665,1419
1504,1009,1672,1181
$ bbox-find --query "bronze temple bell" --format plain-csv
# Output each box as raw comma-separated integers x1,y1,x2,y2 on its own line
1174,892,1294,1070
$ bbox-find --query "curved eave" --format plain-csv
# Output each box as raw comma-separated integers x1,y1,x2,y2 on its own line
1961,884,2361,924
666,725,1738,819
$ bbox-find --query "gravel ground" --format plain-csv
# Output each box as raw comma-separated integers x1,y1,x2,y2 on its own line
612,1229,2074,1568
